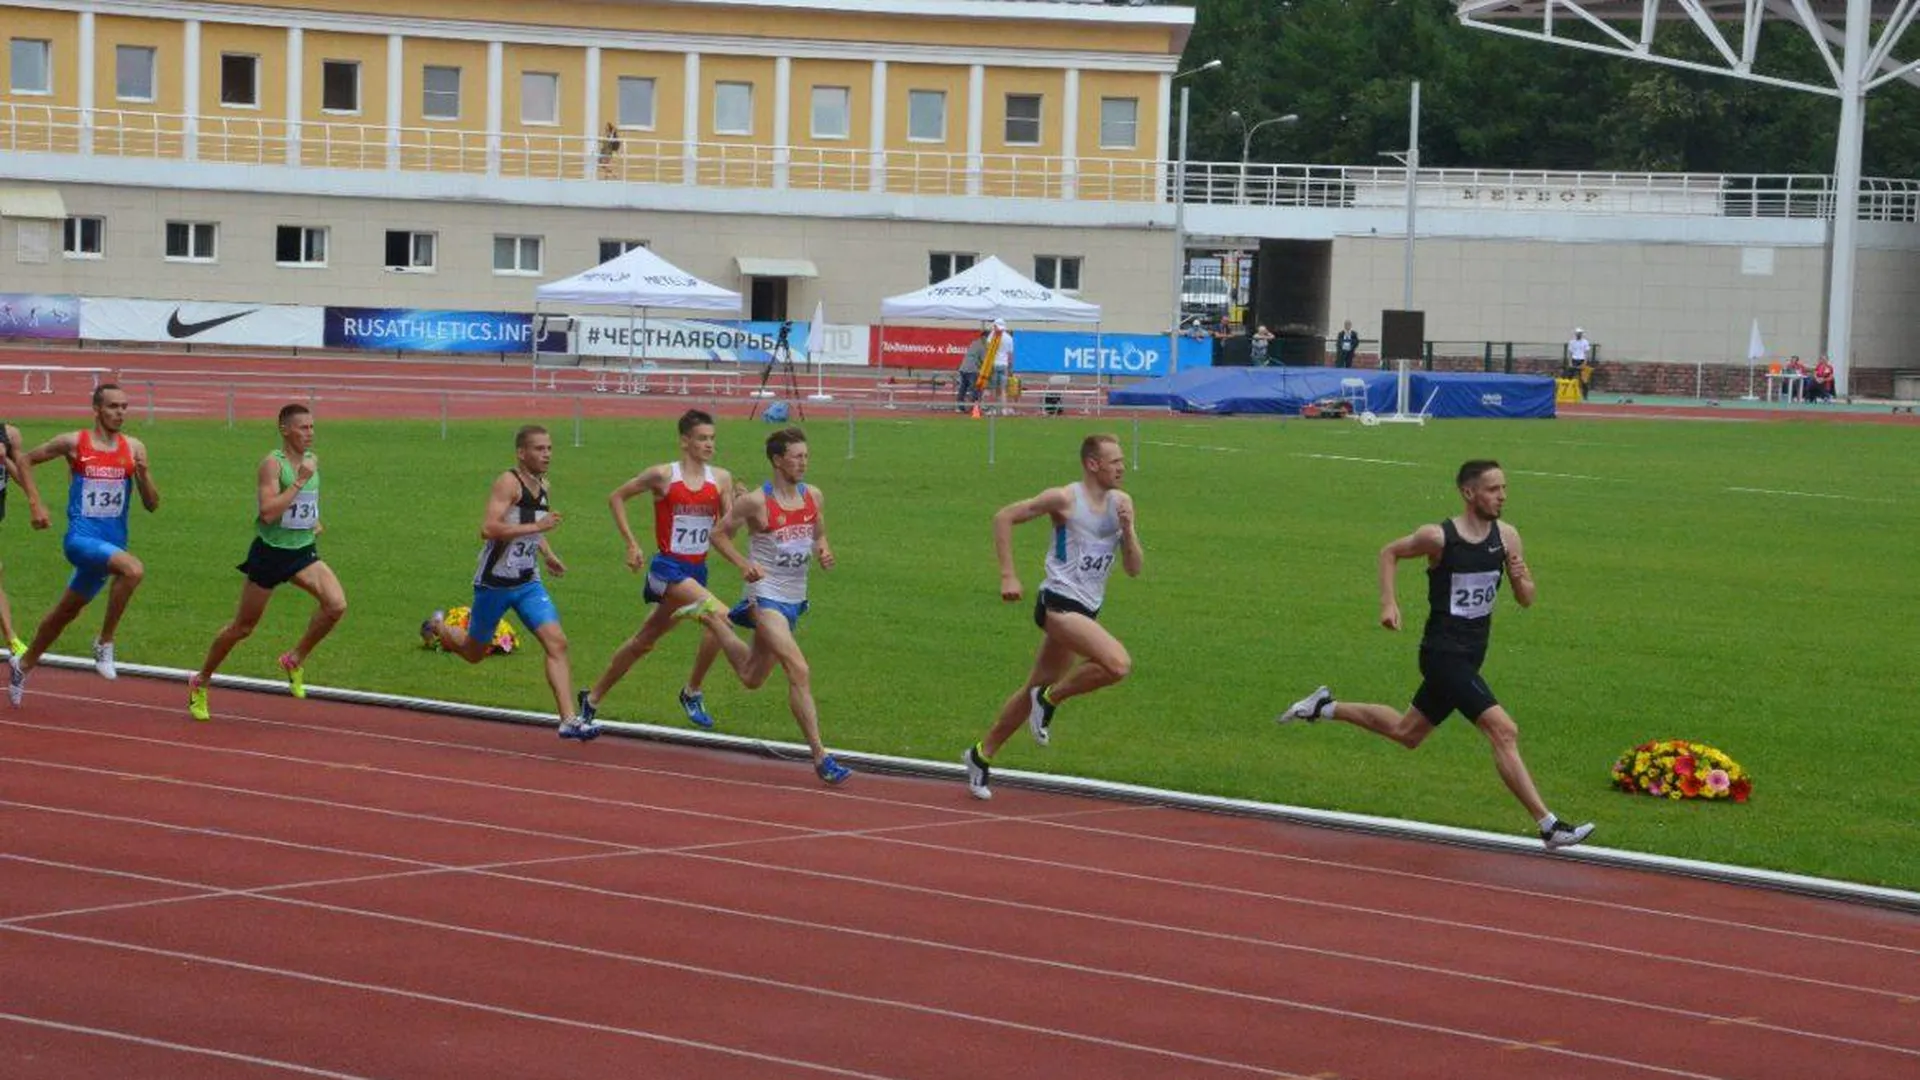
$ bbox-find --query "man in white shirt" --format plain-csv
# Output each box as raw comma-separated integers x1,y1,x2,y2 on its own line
983,318,1016,413
1565,329,1594,397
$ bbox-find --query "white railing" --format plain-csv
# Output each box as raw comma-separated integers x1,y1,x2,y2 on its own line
3,103,1915,221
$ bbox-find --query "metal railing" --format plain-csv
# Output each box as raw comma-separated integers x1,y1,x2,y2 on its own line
3,103,1915,221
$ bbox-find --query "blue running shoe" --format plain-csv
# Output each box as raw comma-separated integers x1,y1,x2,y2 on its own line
558,718,602,741
814,754,852,786
576,689,598,725
679,687,715,730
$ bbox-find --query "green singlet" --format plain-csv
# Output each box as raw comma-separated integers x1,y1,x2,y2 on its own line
257,448,319,550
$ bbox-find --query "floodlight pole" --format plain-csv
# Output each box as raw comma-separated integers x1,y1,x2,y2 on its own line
1166,59,1220,379
1403,80,1420,311
1827,0,1870,398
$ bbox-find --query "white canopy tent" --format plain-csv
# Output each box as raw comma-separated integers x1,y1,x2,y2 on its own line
878,255,1105,388
532,245,741,390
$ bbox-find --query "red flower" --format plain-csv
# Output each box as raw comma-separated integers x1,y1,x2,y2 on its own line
1678,775,1704,797
1674,755,1696,776
1730,779,1752,803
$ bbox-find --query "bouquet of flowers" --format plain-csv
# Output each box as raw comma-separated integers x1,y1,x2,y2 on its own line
421,606,518,656
1611,739,1750,801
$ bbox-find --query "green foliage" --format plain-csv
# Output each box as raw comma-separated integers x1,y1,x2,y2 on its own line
1179,0,1920,176
11,414,1918,889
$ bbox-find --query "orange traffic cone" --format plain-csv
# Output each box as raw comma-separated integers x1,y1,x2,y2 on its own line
969,402,982,419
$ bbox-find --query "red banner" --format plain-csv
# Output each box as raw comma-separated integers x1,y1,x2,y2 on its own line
872,325,978,369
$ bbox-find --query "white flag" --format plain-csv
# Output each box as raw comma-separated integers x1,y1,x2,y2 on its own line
1747,318,1766,362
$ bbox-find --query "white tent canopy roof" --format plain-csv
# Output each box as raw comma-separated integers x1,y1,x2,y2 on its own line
879,255,1101,323
535,245,741,311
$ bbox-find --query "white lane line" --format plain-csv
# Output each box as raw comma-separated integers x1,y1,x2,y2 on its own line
1142,440,1244,453
2,926,913,1080
1294,452,1422,467
1726,486,1892,503
0,1013,382,1079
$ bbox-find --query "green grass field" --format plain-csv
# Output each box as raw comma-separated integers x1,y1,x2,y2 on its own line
9,411,1918,889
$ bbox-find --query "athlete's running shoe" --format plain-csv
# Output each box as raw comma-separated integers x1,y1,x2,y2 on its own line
420,610,445,648
679,687,715,730
671,595,729,621
964,745,992,801
814,755,852,786
1278,685,1334,724
8,656,26,707
1026,685,1056,746
278,652,306,699
575,689,598,725
1542,820,1596,850
187,674,211,722
92,640,117,680
557,717,602,742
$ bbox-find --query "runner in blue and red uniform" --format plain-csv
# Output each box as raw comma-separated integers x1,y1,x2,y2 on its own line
11,384,160,705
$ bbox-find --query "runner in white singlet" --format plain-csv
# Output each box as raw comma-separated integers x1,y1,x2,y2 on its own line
963,434,1144,800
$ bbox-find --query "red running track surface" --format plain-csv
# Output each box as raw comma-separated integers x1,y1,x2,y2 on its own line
3,667,1916,1079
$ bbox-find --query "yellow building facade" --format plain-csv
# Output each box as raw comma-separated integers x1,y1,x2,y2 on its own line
0,0,1192,326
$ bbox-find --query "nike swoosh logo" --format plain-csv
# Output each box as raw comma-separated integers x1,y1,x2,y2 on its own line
167,308,258,338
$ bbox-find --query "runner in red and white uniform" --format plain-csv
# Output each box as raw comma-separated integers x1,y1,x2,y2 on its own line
686,425,849,785
576,409,753,729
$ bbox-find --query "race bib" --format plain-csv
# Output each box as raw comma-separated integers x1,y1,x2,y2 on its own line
1449,570,1500,619
279,488,319,530
80,477,126,518
669,513,714,556
500,511,546,575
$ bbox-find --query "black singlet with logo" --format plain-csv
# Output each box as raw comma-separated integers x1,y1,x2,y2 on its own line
1421,518,1506,659
473,471,549,588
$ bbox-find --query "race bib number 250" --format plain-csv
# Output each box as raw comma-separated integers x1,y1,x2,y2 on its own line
1449,570,1500,619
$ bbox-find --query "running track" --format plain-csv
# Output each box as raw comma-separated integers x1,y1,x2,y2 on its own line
3,668,1916,1079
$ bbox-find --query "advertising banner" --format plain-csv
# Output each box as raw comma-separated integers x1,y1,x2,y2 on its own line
554,318,867,366
81,298,323,347
324,308,535,353
871,325,978,370
0,293,81,340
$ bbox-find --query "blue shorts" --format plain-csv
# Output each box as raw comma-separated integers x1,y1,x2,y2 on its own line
469,581,559,643
64,535,126,602
643,553,708,604
728,596,808,631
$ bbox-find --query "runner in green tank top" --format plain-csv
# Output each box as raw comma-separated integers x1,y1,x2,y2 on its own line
186,403,349,721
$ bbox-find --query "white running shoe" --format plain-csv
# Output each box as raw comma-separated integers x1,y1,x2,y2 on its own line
1542,820,1596,850
1025,686,1055,747
1278,685,1333,724
93,640,117,680
963,746,993,801
8,656,25,707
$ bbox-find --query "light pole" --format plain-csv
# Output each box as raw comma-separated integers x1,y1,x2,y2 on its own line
1228,110,1298,204
1377,81,1421,311
1167,58,1221,377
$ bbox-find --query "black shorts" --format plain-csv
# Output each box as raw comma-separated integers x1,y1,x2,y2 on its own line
1033,589,1100,629
1411,647,1498,725
237,537,321,590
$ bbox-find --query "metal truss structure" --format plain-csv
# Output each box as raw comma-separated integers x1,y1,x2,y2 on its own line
1457,0,1920,393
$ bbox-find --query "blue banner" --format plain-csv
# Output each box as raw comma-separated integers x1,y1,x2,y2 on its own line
324,308,535,353
1008,331,1212,378
0,294,81,340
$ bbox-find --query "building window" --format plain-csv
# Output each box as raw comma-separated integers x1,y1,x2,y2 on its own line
521,71,558,125
907,90,945,142
219,53,259,107
928,251,976,284
1098,98,1137,150
115,45,155,102
494,235,542,275
713,81,753,136
164,221,218,262
1034,255,1081,292
9,39,51,95
598,238,647,264
384,230,436,271
422,65,460,120
321,60,359,113
275,225,327,267
63,216,104,258
1004,94,1041,146
617,76,655,129
810,86,850,140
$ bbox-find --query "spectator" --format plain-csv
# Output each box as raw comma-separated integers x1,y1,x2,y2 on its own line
1784,354,1808,401
1809,355,1836,402
956,329,987,412
597,123,621,177
1565,328,1595,397
984,318,1015,413
1336,320,1360,368
1251,324,1275,366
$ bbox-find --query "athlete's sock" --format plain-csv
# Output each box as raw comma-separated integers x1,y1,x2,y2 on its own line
1537,812,1559,831
974,741,992,762
1039,685,1056,707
